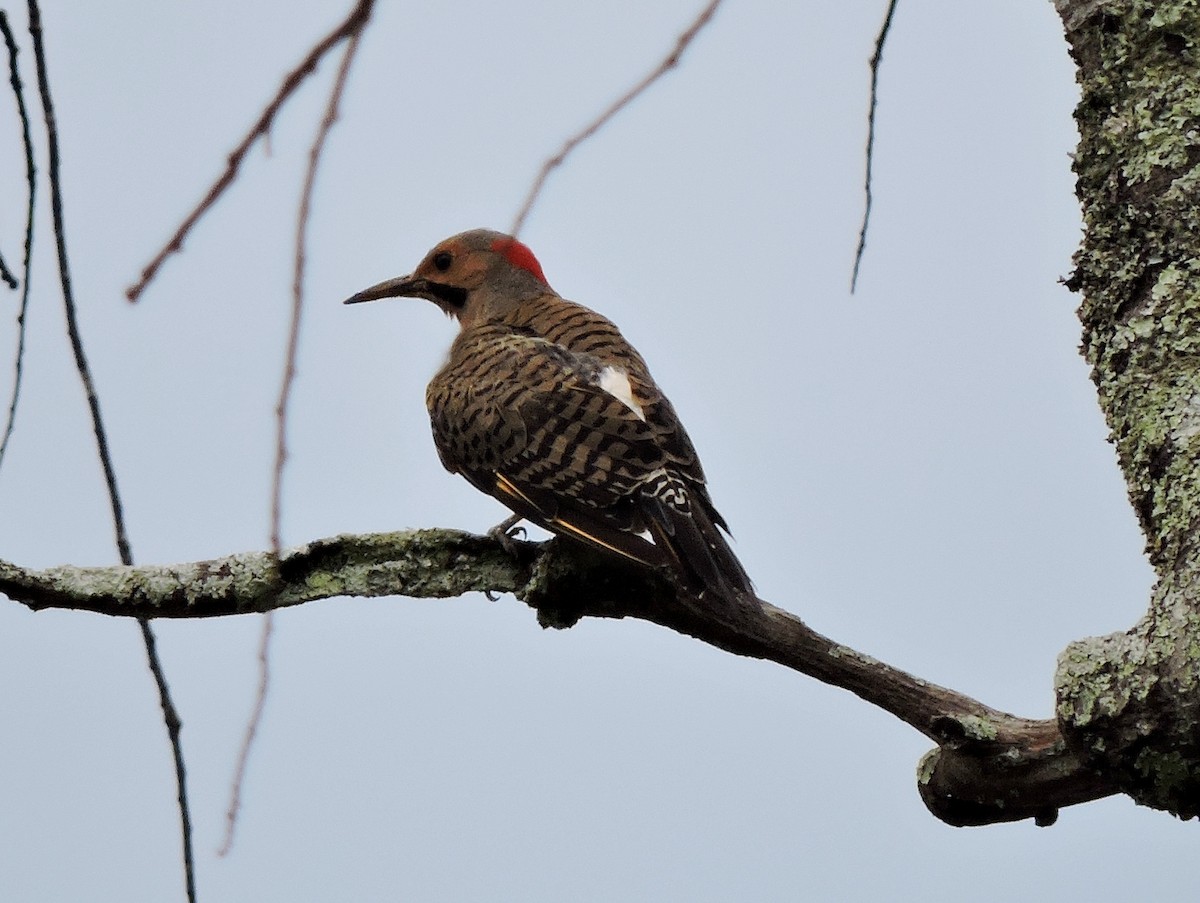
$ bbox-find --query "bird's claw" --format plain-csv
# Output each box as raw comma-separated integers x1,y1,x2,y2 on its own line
488,514,527,556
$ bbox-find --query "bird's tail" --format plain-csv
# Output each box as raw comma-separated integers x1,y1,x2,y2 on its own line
495,468,757,618
641,483,755,617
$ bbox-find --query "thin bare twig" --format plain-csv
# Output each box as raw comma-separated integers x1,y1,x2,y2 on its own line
509,0,723,237
220,23,368,858
26,3,195,901
850,0,898,293
0,251,15,289
271,24,365,555
0,11,36,469
217,610,274,857
28,6,132,561
124,0,374,302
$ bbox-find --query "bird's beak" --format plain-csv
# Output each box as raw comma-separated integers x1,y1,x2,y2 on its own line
343,274,429,305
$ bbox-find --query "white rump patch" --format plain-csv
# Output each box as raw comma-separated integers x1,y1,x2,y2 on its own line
597,366,646,421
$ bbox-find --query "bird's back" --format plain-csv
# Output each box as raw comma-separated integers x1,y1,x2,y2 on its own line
503,296,651,373
425,291,752,606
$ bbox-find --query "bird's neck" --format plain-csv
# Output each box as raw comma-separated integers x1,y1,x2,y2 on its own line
457,289,559,332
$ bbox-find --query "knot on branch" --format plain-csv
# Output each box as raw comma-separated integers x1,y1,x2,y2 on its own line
918,747,1049,827
917,709,1119,828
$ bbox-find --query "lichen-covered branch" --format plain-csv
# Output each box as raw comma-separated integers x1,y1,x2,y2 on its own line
0,530,525,617
1054,0,1200,818
0,528,1117,825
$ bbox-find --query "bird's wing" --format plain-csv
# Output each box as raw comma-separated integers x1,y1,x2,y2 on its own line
429,326,751,598
505,297,713,496
497,338,677,567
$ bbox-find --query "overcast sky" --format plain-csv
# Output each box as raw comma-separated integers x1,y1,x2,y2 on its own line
0,2,1188,901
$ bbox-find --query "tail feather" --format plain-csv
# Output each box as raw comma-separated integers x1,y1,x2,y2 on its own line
493,471,669,570
492,468,755,614
642,489,754,610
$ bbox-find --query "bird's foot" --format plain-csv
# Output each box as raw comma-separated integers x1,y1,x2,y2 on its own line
487,513,527,556
484,515,527,601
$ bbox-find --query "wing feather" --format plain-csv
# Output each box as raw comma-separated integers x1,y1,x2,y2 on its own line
427,321,751,603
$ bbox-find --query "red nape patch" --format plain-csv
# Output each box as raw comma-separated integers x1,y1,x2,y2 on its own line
491,237,548,284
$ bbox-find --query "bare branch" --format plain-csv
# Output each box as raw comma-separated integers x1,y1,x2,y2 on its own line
227,25,368,859
0,528,1120,826
850,0,898,293
509,0,722,237
0,251,15,289
217,611,273,858
272,27,366,554
26,3,195,899
28,0,131,563
0,11,37,469
135,619,192,842
124,0,375,302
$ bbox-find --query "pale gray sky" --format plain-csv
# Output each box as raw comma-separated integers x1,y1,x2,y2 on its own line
0,2,1185,901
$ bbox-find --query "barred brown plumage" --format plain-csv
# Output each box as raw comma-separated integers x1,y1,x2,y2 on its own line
345,229,754,612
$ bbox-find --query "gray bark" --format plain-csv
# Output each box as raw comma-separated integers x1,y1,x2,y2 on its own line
1052,0,1200,818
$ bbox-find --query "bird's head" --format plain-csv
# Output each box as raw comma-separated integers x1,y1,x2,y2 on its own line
344,229,552,326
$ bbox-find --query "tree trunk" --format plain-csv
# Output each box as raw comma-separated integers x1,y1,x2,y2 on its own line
1054,0,1200,818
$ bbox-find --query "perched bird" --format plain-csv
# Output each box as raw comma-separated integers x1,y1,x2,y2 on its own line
345,229,754,612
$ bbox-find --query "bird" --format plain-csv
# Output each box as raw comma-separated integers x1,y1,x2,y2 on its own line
344,228,754,614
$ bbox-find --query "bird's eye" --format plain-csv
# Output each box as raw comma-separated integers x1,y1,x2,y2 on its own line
432,251,453,272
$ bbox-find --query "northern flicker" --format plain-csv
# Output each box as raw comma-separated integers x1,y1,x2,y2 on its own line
345,229,754,612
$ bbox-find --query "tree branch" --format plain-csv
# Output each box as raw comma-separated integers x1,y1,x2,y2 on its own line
0,528,1119,825
225,25,368,858
509,0,722,237
124,0,374,302
26,3,195,896
0,10,37,470
850,0,898,293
